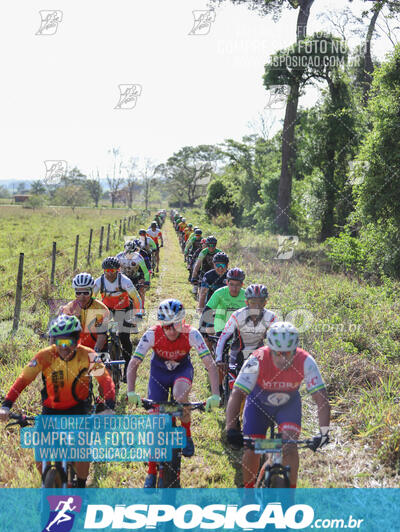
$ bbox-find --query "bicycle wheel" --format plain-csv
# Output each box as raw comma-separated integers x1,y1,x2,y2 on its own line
162,449,181,488
109,340,121,395
264,465,290,488
44,466,63,488
223,374,231,408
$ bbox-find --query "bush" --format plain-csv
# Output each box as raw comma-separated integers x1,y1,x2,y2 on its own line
325,231,367,273
212,213,234,228
23,195,45,209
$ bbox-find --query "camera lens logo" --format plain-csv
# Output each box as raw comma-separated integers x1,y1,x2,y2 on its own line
114,84,142,110
36,11,63,36
42,496,82,532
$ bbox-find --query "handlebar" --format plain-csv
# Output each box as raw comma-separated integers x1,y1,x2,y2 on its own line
243,436,317,452
141,398,206,413
6,412,35,428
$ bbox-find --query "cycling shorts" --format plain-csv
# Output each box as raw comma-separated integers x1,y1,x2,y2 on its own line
242,391,301,438
148,355,194,402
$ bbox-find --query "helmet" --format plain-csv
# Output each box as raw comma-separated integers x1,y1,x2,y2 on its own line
194,229,203,236
139,229,146,235
206,236,217,246
48,314,82,337
102,256,120,270
245,284,268,299
267,321,299,352
157,299,185,325
124,240,136,253
213,252,229,265
151,220,157,226
181,218,186,222
226,268,245,281
133,239,142,250
72,272,94,290
193,227,199,231
188,223,193,228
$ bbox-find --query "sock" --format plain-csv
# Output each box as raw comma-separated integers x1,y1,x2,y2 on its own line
76,478,86,488
244,481,255,488
147,462,157,475
181,421,191,438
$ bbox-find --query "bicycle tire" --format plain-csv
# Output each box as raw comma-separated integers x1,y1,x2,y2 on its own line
162,448,181,488
109,339,121,396
44,467,63,488
223,374,231,408
264,465,290,488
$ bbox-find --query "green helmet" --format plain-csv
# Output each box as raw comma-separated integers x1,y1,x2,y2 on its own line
48,314,82,337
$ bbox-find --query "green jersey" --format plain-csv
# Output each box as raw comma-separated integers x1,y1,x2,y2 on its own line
206,286,246,333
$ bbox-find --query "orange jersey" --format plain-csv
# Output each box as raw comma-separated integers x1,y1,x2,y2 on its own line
4,345,115,410
60,298,110,349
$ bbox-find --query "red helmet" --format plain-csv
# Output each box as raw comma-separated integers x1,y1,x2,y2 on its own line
226,268,245,281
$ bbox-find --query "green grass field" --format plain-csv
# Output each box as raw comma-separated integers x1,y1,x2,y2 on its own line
1,208,400,488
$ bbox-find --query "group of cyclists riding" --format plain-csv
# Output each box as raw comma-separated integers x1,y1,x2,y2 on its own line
0,208,330,490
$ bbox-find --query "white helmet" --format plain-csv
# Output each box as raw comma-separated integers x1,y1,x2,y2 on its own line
267,321,299,352
72,272,95,290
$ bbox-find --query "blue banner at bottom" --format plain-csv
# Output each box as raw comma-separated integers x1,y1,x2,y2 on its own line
0,488,395,531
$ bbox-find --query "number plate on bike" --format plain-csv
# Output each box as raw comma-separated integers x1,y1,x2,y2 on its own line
254,438,282,453
159,405,183,416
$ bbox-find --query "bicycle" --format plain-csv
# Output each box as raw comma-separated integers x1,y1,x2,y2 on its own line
91,355,125,412
208,334,232,408
5,412,76,488
106,319,125,395
244,424,317,488
141,398,205,488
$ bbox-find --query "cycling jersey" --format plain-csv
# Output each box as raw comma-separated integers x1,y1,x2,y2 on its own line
177,222,187,234
134,323,210,365
146,227,162,246
3,345,115,410
215,307,277,364
200,270,227,303
93,273,142,311
139,235,157,252
234,347,325,400
60,298,110,350
195,247,222,276
206,286,246,333
184,235,202,256
116,251,150,282
236,347,325,437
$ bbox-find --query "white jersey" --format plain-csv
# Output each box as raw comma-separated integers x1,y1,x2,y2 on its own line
116,251,145,278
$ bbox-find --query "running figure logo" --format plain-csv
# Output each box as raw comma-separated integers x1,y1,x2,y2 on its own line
42,496,82,532
36,11,63,35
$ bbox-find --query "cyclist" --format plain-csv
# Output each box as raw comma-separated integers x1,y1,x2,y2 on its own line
126,299,220,487
215,284,277,391
184,228,202,259
191,236,222,283
226,321,330,489
188,237,207,291
138,229,157,272
0,314,115,488
198,252,229,313
59,273,109,352
182,223,194,250
116,240,150,311
146,222,163,273
93,257,142,379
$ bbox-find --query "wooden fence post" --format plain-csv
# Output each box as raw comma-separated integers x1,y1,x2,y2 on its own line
119,219,122,239
73,235,79,271
12,253,24,334
50,242,56,285
87,229,93,264
106,224,110,251
123,218,126,235
99,226,104,258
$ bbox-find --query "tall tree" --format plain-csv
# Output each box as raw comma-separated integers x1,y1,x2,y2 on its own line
30,180,46,195
210,0,316,232
107,148,125,208
86,170,103,208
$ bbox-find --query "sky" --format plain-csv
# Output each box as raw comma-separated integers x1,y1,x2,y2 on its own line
1,0,398,182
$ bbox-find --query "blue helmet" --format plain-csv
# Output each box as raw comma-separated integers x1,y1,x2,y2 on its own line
157,299,185,325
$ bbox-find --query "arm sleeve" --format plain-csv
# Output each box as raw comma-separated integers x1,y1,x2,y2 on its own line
92,278,101,297
3,353,44,407
233,355,260,395
123,277,142,310
138,257,150,282
133,330,155,361
304,355,325,393
206,290,219,310
215,315,236,363
189,329,211,359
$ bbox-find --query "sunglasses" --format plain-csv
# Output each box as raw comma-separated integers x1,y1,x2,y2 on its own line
215,263,227,268
75,291,91,296
55,338,76,347
104,268,118,273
